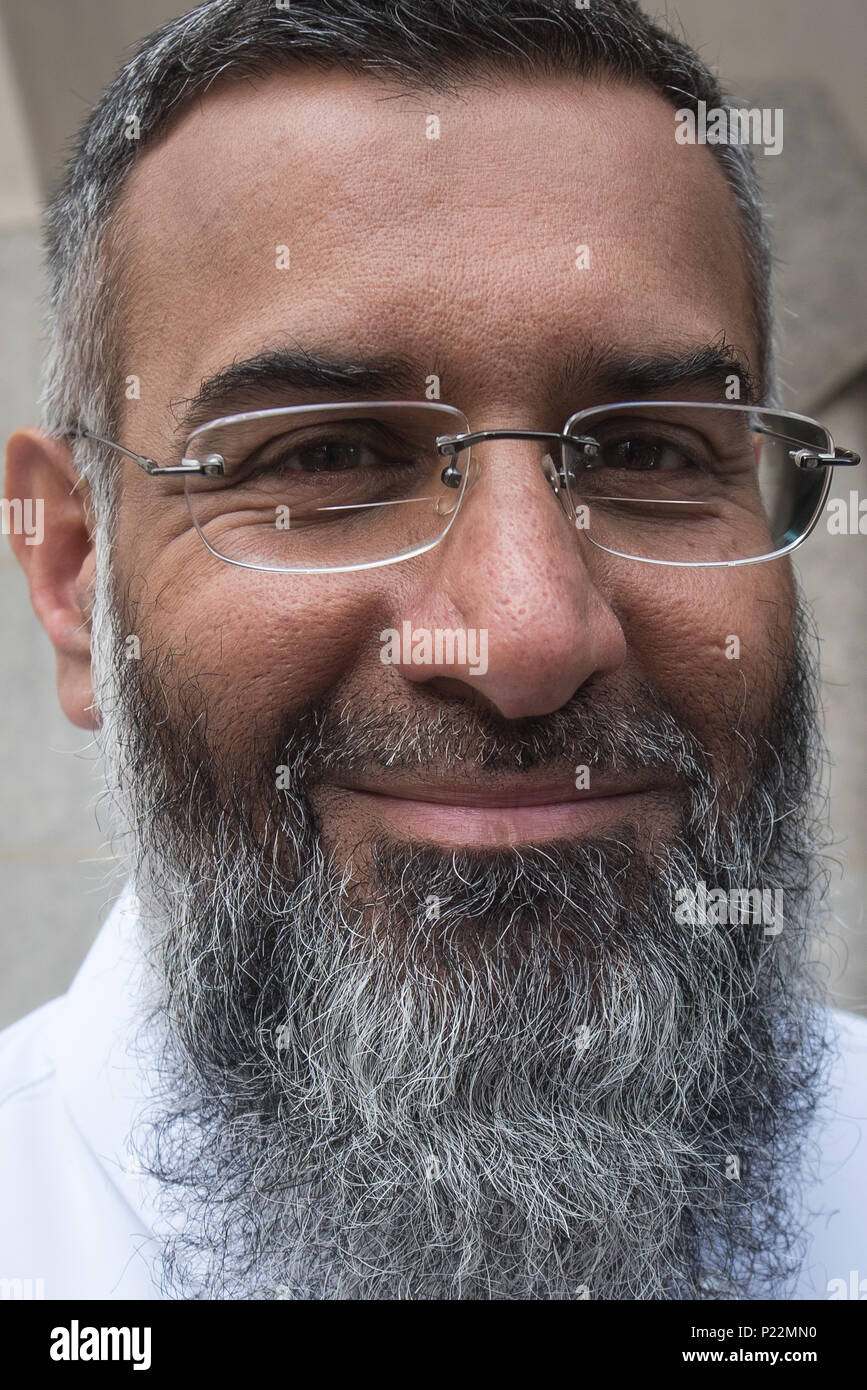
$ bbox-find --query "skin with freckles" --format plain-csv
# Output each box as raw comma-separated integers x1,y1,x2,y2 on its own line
7,68,795,872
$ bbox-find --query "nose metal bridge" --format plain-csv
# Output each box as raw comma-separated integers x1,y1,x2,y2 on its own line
435,427,569,456
435,428,600,516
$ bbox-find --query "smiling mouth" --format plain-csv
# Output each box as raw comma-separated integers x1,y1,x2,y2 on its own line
328,775,675,847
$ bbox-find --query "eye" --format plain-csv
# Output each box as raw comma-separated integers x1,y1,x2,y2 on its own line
282,439,372,473
243,426,421,482
594,436,694,472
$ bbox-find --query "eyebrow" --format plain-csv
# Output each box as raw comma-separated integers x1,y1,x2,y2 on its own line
554,341,759,405
171,338,759,439
171,348,430,439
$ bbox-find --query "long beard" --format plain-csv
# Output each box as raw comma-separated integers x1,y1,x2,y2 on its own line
92,583,831,1300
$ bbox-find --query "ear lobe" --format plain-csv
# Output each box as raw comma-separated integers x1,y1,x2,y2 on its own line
5,427,100,730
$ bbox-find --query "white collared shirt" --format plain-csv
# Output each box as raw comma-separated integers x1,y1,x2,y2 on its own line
1,887,866,1301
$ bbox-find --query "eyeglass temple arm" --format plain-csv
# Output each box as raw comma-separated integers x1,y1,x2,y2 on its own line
749,422,860,469
71,428,224,476
789,445,860,469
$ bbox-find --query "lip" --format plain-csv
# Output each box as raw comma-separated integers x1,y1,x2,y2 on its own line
334,775,656,806
328,775,671,847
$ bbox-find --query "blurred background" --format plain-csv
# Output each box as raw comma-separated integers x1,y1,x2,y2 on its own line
1,0,865,1026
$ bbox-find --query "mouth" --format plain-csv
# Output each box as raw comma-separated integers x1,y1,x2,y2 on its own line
326,774,676,848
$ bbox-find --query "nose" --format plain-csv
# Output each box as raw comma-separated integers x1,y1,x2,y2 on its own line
392,435,627,719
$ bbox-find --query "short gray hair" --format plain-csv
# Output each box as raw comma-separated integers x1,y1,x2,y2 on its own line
40,0,775,543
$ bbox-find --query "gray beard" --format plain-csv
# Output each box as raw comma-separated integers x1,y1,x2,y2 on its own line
92,585,831,1300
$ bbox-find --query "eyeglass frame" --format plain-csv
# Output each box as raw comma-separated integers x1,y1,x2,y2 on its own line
71,398,861,572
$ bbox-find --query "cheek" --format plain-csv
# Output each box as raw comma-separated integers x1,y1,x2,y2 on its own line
613,560,797,751
123,546,396,739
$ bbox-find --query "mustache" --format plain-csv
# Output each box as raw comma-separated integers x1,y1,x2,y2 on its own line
266,675,714,787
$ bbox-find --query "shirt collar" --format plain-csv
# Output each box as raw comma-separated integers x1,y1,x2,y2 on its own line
48,881,166,1234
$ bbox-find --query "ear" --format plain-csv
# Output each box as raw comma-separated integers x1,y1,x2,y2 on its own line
5,427,99,730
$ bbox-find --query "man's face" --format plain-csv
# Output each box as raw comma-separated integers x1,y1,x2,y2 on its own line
111,68,792,868
77,69,824,1301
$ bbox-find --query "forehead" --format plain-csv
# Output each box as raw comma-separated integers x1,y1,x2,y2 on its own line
116,66,756,422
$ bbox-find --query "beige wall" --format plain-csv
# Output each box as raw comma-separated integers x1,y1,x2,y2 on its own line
655,0,867,161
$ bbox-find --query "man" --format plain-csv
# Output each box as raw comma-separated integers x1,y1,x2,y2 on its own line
2,0,865,1301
